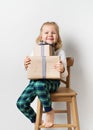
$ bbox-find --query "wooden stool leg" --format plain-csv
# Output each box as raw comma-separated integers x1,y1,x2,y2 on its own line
67,102,72,130
71,96,80,130
35,99,43,130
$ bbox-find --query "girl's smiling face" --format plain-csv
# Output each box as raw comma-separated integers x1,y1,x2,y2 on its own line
41,25,58,45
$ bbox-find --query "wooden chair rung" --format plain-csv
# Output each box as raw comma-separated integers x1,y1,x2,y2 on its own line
43,110,68,113
39,123,76,128
54,110,68,113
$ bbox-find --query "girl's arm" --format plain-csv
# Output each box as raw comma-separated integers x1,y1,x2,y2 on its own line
54,48,68,78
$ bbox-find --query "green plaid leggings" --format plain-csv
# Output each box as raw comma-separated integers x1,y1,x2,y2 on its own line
16,79,60,123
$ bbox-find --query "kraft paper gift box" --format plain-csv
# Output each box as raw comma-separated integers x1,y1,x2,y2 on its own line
27,56,61,79
33,43,54,56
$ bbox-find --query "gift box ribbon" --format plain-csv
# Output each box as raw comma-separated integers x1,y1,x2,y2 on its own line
38,42,54,78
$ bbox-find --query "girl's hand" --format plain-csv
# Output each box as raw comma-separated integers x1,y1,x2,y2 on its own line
24,56,31,69
54,60,65,73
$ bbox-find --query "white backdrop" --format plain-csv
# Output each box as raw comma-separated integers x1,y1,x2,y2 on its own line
0,0,93,130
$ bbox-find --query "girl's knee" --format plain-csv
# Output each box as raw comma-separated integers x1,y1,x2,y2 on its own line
16,99,21,109
16,97,24,110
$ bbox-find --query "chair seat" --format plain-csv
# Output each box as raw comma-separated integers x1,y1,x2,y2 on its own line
51,87,77,97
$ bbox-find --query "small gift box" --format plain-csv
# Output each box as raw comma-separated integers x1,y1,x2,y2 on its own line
33,42,54,56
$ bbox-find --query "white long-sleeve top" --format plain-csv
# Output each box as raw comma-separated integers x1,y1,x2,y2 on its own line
30,47,68,79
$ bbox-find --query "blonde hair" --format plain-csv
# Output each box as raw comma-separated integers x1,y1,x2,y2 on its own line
36,22,62,51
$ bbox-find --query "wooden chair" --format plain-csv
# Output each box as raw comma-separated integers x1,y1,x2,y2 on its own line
35,57,80,130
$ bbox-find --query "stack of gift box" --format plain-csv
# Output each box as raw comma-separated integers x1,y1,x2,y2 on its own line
27,43,61,79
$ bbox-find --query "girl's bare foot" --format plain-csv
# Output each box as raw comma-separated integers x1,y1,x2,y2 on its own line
44,110,54,128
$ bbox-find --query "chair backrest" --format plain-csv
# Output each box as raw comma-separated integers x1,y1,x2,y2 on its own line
60,57,74,88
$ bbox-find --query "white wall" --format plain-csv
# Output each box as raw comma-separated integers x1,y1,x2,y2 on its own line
0,0,93,130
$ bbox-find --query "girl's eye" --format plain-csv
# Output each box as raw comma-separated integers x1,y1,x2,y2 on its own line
45,32,48,34
44,32,56,34
52,32,56,34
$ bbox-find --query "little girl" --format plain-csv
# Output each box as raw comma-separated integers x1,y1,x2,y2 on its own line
16,21,68,128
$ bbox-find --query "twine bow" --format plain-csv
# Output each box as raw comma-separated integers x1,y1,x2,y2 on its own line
38,42,55,47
